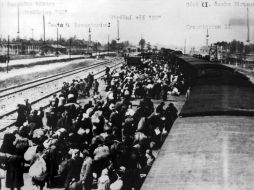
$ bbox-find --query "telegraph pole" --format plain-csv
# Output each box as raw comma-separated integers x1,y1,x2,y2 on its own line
31,28,34,39
69,38,72,60
184,39,186,54
206,29,209,46
43,14,46,44
17,7,20,40
56,27,59,56
96,41,98,56
88,27,91,54
117,19,120,53
247,7,250,43
108,22,110,55
98,41,100,56
7,36,10,73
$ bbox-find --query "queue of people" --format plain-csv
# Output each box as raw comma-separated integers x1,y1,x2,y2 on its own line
0,57,184,190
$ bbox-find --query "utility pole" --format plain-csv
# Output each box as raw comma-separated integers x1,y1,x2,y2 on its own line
56,27,59,56
17,7,20,40
69,38,72,60
117,19,120,53
117,20,120,41
184,39,186,54
88,27,91,54
247,7,250,43
43,14,46,44
7,36,10,73
98,41,100,56
96,41,98,56
31,28,34,39
236,41,238,66
206,29,209,46
108,22,110,55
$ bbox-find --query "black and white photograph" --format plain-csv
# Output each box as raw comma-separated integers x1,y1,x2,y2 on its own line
0,0,254,189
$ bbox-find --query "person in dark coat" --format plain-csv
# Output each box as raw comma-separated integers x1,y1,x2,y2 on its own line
5,155,24,190
57,111,72,133
164,103,178,131
148,106,163,147
0,130,16,155
161,82,168,101
64,150,83,190
80,149,93,190
24,99,32,117
37,107,44,129
93,79,99,95
28,110,41,130
16,104,27,128
0,129,17,190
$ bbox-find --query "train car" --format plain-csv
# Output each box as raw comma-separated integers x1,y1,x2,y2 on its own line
141,56,254,190
126,56,142,66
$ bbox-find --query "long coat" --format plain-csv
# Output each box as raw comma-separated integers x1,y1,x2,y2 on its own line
80,156,93,190
5,155,24,189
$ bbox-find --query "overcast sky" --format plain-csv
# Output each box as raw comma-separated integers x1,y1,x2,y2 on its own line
0,0,254,49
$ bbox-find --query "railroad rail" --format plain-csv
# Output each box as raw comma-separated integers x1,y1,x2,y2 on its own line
0,58,120,99
0,58,124,131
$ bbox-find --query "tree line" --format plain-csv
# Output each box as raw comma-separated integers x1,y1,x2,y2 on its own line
0,37,132,51
215,40,254,54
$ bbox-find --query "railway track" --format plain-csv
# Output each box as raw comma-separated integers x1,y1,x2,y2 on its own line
0,58,124,131
0,58,120,99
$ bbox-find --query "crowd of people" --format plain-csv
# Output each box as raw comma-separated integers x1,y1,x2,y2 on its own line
0,56,186,190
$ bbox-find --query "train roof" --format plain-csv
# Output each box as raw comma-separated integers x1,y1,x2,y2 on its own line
141,116,254,190
178,56,254,117
141,55,254,190
180,84,254,117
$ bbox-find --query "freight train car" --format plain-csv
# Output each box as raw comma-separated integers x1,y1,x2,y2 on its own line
141,55,254,190
126,56,142,66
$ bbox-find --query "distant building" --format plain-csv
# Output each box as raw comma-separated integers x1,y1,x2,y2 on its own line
189,47,199,55
40,44,67,54
217,46,227,61
199,46,210,57
0,42,22,55
0,41,41,55
245,52,254,62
